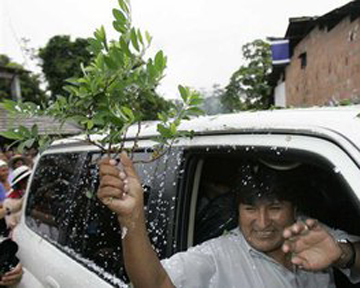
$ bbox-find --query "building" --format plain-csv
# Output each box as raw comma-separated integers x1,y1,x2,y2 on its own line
0,66,82,150
271,0,360,107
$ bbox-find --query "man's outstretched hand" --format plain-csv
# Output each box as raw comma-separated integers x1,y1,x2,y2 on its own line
282,219,343,271
97,152,144,228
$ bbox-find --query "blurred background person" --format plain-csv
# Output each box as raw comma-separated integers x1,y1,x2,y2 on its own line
4,166,32,232
0,161,10,193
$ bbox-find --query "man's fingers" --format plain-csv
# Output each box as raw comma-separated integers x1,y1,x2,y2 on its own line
99,175,124,189
305,218,318,230
97,186,123,201
283,221,314,239
99,162,120,177
291,255,308,267
120,152,139,179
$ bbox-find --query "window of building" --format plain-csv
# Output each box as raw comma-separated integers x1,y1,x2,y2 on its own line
299,52,307,69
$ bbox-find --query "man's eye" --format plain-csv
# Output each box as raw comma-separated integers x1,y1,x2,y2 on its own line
245,206,255,211
270,206,282,211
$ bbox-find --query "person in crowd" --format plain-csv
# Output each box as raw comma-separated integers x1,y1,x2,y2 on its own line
4,166,32,231
0,174,8,238
8,155,29,171
0,263,23,287
0,161,10,193
97,153,360,288
0,154,7,163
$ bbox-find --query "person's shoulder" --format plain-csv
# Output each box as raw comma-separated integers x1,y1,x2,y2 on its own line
202,228,242,248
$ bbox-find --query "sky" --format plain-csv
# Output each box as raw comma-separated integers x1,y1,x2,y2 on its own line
0,0,351,99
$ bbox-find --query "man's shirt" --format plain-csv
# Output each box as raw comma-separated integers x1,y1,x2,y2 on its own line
162,227,358,288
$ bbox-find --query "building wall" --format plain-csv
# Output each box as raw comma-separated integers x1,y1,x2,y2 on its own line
274,81,286,107
285,17,360,107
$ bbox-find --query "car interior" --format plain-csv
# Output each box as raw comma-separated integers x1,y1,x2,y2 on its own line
190,147,360,287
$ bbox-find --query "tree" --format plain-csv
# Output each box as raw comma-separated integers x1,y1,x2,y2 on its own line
221,39,272,112
38,34,172,119
38,35,92,101
0,54,46,105
199,84,226,115
1,0,203,156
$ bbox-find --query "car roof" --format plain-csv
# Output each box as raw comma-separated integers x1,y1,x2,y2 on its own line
52,105,360,147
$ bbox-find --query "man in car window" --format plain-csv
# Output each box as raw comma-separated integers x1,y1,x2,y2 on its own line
97,153,360,288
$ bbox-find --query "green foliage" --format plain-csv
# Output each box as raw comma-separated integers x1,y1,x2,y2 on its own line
0,54,46,105
0,99,53,153
221,39,272,112
2,0,203,158
154,85,203,148
38,35,92,102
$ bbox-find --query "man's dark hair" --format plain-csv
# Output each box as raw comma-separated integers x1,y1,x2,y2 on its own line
233,162,304,206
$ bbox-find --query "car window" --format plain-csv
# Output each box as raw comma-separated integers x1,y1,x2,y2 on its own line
182,144,360,288
182,145,360,247
25,151,168,286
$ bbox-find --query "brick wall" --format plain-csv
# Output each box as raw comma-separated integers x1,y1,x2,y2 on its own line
285,16,360,106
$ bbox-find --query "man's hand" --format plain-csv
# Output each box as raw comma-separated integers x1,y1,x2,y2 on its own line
0,263,23,286
97,152,144,228
282,219,342,271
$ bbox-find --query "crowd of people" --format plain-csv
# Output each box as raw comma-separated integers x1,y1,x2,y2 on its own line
0,149,35,287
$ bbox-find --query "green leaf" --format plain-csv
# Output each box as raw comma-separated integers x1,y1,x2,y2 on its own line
87,120,94,129
155,50,165,70
145,31,152,45
23,138,35,148
87,38,102,54
130,28,140,52
121,107,135,122
178,85,188,102
137,29,144,45
19,126,31,138
17,142,26,154
113,9,127,24
112,47,125,67
118,0,130,14
157,124,172,138
120,37,131,57
94,26,106,46
1,100,17,112
170,122,177,135
112,21,127,34
63,85,79,95
104,55,117,70
189,97,203,106
157,112,168,122
31,125,39,137
186,107,204,116
0,131,23,140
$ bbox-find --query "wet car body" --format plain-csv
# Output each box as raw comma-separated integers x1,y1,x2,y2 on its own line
13,105,360,287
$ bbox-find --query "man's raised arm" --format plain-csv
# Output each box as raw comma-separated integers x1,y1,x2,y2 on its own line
97,152,175,288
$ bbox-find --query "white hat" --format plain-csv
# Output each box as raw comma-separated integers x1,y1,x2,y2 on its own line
0,160,8,167
11,165,32,187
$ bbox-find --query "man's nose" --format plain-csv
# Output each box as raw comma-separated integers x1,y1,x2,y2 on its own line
256,209,271,229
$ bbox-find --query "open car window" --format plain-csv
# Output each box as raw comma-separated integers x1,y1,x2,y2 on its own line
180,134,360,287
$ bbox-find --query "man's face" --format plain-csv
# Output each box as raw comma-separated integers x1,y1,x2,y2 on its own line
239,199,295,255
0,166,9,181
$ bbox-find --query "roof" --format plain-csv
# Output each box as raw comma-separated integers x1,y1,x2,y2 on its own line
52,105,360,152
0,106,82,135
0,65,29,75
285,0,360,54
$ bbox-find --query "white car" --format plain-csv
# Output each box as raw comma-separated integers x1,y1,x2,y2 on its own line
13,105,360,288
